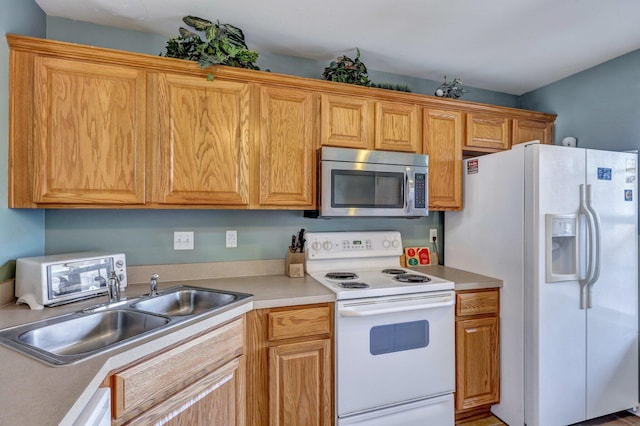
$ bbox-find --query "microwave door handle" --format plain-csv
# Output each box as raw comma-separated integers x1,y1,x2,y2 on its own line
405,172,412,214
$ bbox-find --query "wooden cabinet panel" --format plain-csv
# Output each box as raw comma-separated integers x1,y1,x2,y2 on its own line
456,290,499,317
423,108,463,210
512,118,553,146
150,73,250,205
320,94,374,149
455,316,500,410
465,113,510,152
113,317,244,419
269,339,332,426
268,305,332,341
455,288,500,422
375,101,420,153
247,303,333,426
127,356,245,426
256,86,316,207
32,56,146,204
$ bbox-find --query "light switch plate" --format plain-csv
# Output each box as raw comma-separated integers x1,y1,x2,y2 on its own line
174,231,194,250
226,230,238,248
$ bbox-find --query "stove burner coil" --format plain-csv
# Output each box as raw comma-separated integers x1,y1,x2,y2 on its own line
394,273,431,283
382,268,407,275
338,282,371,289
325,272,358,280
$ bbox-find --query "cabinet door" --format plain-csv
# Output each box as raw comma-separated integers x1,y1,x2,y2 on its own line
269,339,332,426
512,118,553,146
455,316,500,410
32,56,146,204
256,86,316,207
423,108,463,210
375,101,420,153
465,113,510,152
320,94,374,149
151,73,250,205
128,356,245,426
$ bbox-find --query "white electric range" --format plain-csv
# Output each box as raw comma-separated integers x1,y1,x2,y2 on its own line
305,231,455,426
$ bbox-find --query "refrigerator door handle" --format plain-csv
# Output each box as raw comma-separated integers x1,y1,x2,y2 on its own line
585,184,602,308
579,184,596,309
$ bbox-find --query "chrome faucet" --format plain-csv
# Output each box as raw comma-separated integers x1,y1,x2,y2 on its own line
149,273,159,297
107,271,121,303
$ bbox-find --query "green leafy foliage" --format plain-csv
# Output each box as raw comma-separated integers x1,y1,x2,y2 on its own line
370,82,412,92
322,48,371,86
164,15,260,71
434,76,468,99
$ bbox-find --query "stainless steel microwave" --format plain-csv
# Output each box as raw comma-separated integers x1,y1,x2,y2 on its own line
306,147,429,218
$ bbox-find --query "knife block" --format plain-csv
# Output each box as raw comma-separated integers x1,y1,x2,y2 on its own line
285,248,305,278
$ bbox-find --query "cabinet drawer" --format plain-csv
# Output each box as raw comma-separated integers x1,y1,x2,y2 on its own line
456,290,499,317
113,317,244,418
268,305,331,341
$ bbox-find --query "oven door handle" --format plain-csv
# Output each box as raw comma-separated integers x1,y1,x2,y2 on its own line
338,293,454,317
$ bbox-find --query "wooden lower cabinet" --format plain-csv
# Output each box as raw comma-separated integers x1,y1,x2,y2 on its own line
455,289,500,424
127,356,245,425
247,303,333,426
269,339,332,426
111,317,245,425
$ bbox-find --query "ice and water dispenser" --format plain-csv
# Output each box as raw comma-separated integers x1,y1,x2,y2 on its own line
545,214,580,282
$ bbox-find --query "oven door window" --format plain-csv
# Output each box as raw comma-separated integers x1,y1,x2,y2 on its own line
332,170,404,208
370,320,429,355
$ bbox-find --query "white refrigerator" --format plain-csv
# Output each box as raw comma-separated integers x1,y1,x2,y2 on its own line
445,142,638,426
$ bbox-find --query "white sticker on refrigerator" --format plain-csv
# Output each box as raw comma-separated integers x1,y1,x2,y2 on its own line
627,176,636,183
467,159,478,175
627,159,637,172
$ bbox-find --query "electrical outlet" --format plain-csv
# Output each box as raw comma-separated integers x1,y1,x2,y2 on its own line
429,229,438,241
174,231,194,250
226,230,238,248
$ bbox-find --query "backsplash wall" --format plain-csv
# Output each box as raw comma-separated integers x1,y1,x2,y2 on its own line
44,210,443,266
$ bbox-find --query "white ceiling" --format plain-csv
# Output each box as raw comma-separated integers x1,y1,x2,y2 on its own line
34,0,640,95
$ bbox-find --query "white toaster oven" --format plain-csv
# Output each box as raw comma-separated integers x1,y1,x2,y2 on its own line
15,252,127,310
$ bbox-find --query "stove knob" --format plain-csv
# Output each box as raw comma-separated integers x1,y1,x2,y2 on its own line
392,239,400,248
311,241,321,251
382,239,391,248
323,241,332,250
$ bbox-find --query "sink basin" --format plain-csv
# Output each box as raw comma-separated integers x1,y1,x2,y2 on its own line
0,309,170,365
130,287,251,317
0,286,252,366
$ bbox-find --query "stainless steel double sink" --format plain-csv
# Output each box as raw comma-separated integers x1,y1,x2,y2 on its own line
0,286,252,366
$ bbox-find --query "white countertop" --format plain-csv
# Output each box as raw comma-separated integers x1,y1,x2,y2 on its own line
0,263,501,425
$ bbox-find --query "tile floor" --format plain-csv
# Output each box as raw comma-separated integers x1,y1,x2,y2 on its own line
459,411,640,426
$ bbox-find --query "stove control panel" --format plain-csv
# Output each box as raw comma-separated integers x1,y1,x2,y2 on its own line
305,231,403,260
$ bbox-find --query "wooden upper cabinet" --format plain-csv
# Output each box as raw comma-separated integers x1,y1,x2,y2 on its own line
465,113,510,152
375,101,420,153
32,56,146,205
512,118,553,146
255,85,316,208
320,94,374,149
423,108,463,210
149,73,250,205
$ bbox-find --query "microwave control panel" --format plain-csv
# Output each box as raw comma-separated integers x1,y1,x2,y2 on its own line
414,173,426,208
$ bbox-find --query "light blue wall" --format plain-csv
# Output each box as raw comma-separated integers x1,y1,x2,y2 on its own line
46,17,520,108
45,210,443,266
0,0,46,280
520,48,640,152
